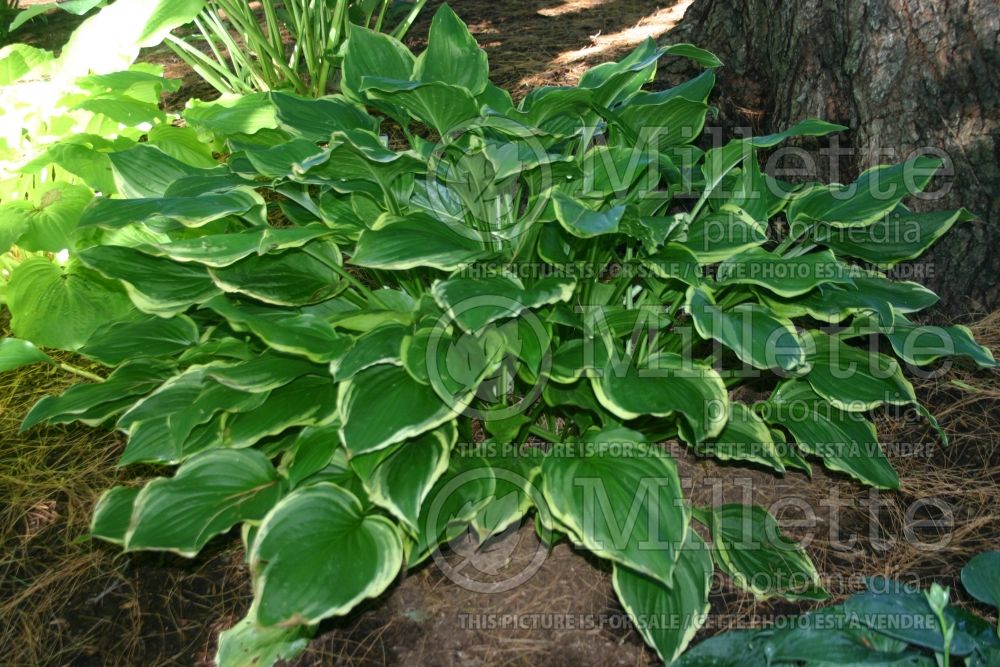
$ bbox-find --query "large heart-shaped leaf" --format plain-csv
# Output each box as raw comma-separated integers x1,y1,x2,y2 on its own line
541,426,688,587
250,483,403,626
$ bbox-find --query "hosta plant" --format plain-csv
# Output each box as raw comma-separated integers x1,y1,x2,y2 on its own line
680,551,1000,666
10,5,997,665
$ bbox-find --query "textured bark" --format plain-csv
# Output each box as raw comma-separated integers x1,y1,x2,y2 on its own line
667,0,1000,316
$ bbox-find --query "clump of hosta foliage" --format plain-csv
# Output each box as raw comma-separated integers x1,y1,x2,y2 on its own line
10,5,997,665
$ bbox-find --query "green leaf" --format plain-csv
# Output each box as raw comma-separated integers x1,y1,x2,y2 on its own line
108,144,222,198
961,551,1000,611
787,156,944,227
351,213,489,271
716,247,854,298
209,239,344,307
762,380,900,489
805,331,916,411
431,274,576,333
414,4,489,94
709,503,827,600
142,226,333,268
553,191,626,238
678,206,767,263
883,313,997,367
341,24,415,104
250,483,403,626
78,245,221,317
125,449,282,557
641,242,703,286
612,532,713,664
339,363,457,456
592,352,729,442
205,297,351,364
361,78,480,135
90,486,140,545
686,285,806,373
813,207,976,266
21,358,173,430
350,423,454,533
184,94,279,137
79,187,265,231
0,43,53,85
0,338,53,373
694,403,786,473
541,426,688,587
330,324,407,382
7,258,133,350
270,92,378,142
215,607,313,667
146,124,218,169
81,315,199,365
0,183,92,253
223,376,338,450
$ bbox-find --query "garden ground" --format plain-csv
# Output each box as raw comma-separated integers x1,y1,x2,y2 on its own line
1,1,998,665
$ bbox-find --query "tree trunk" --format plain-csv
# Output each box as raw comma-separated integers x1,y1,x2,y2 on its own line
666,0,1000,317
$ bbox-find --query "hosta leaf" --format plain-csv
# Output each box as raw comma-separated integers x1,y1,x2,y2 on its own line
330,324,406,381
21,358,173,430
883,314,996,367
7,258,133,350
351,213,489,271
709,503,827,600
618,96,709,149
679,206,767,263
541,427,688,587
90,486,140,545
432,274,576,334
143,226,333,268
787,156,943,227
813,207,976,266
677,629,767,667
79,187,265,230
205,297,352,364
338,364,458,456
763,380,900,489
414,4,489,94
81,315,200,365
805,332,916,411
184,94,279,137
851,274,939,314
716,247,854,297
641,242,703,285
215,607,313,667
108,144,222,198
250,483,403,626
592,352,728,442
341,24,415,103
350,423,455,533
843,581,979,655
553,191,626,238
270,92,378,142
224,375,338,449
279,425,341,489
0,338,53,373
961,551,1000,611
472,442,544,540
78,245,221,316
209,240,345,306
612,532,713,664
0,183,92,253
686,285,806,373
146,124,218,169
694,403,785,473
204,350,324,393
294,129,423,189
125,449,282,556
361,78,480,136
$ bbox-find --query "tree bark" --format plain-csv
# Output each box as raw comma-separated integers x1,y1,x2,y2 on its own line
666,0,1000,317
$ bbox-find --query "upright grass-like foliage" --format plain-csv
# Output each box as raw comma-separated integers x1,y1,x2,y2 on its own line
3,5,997,666
166,0,426,97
